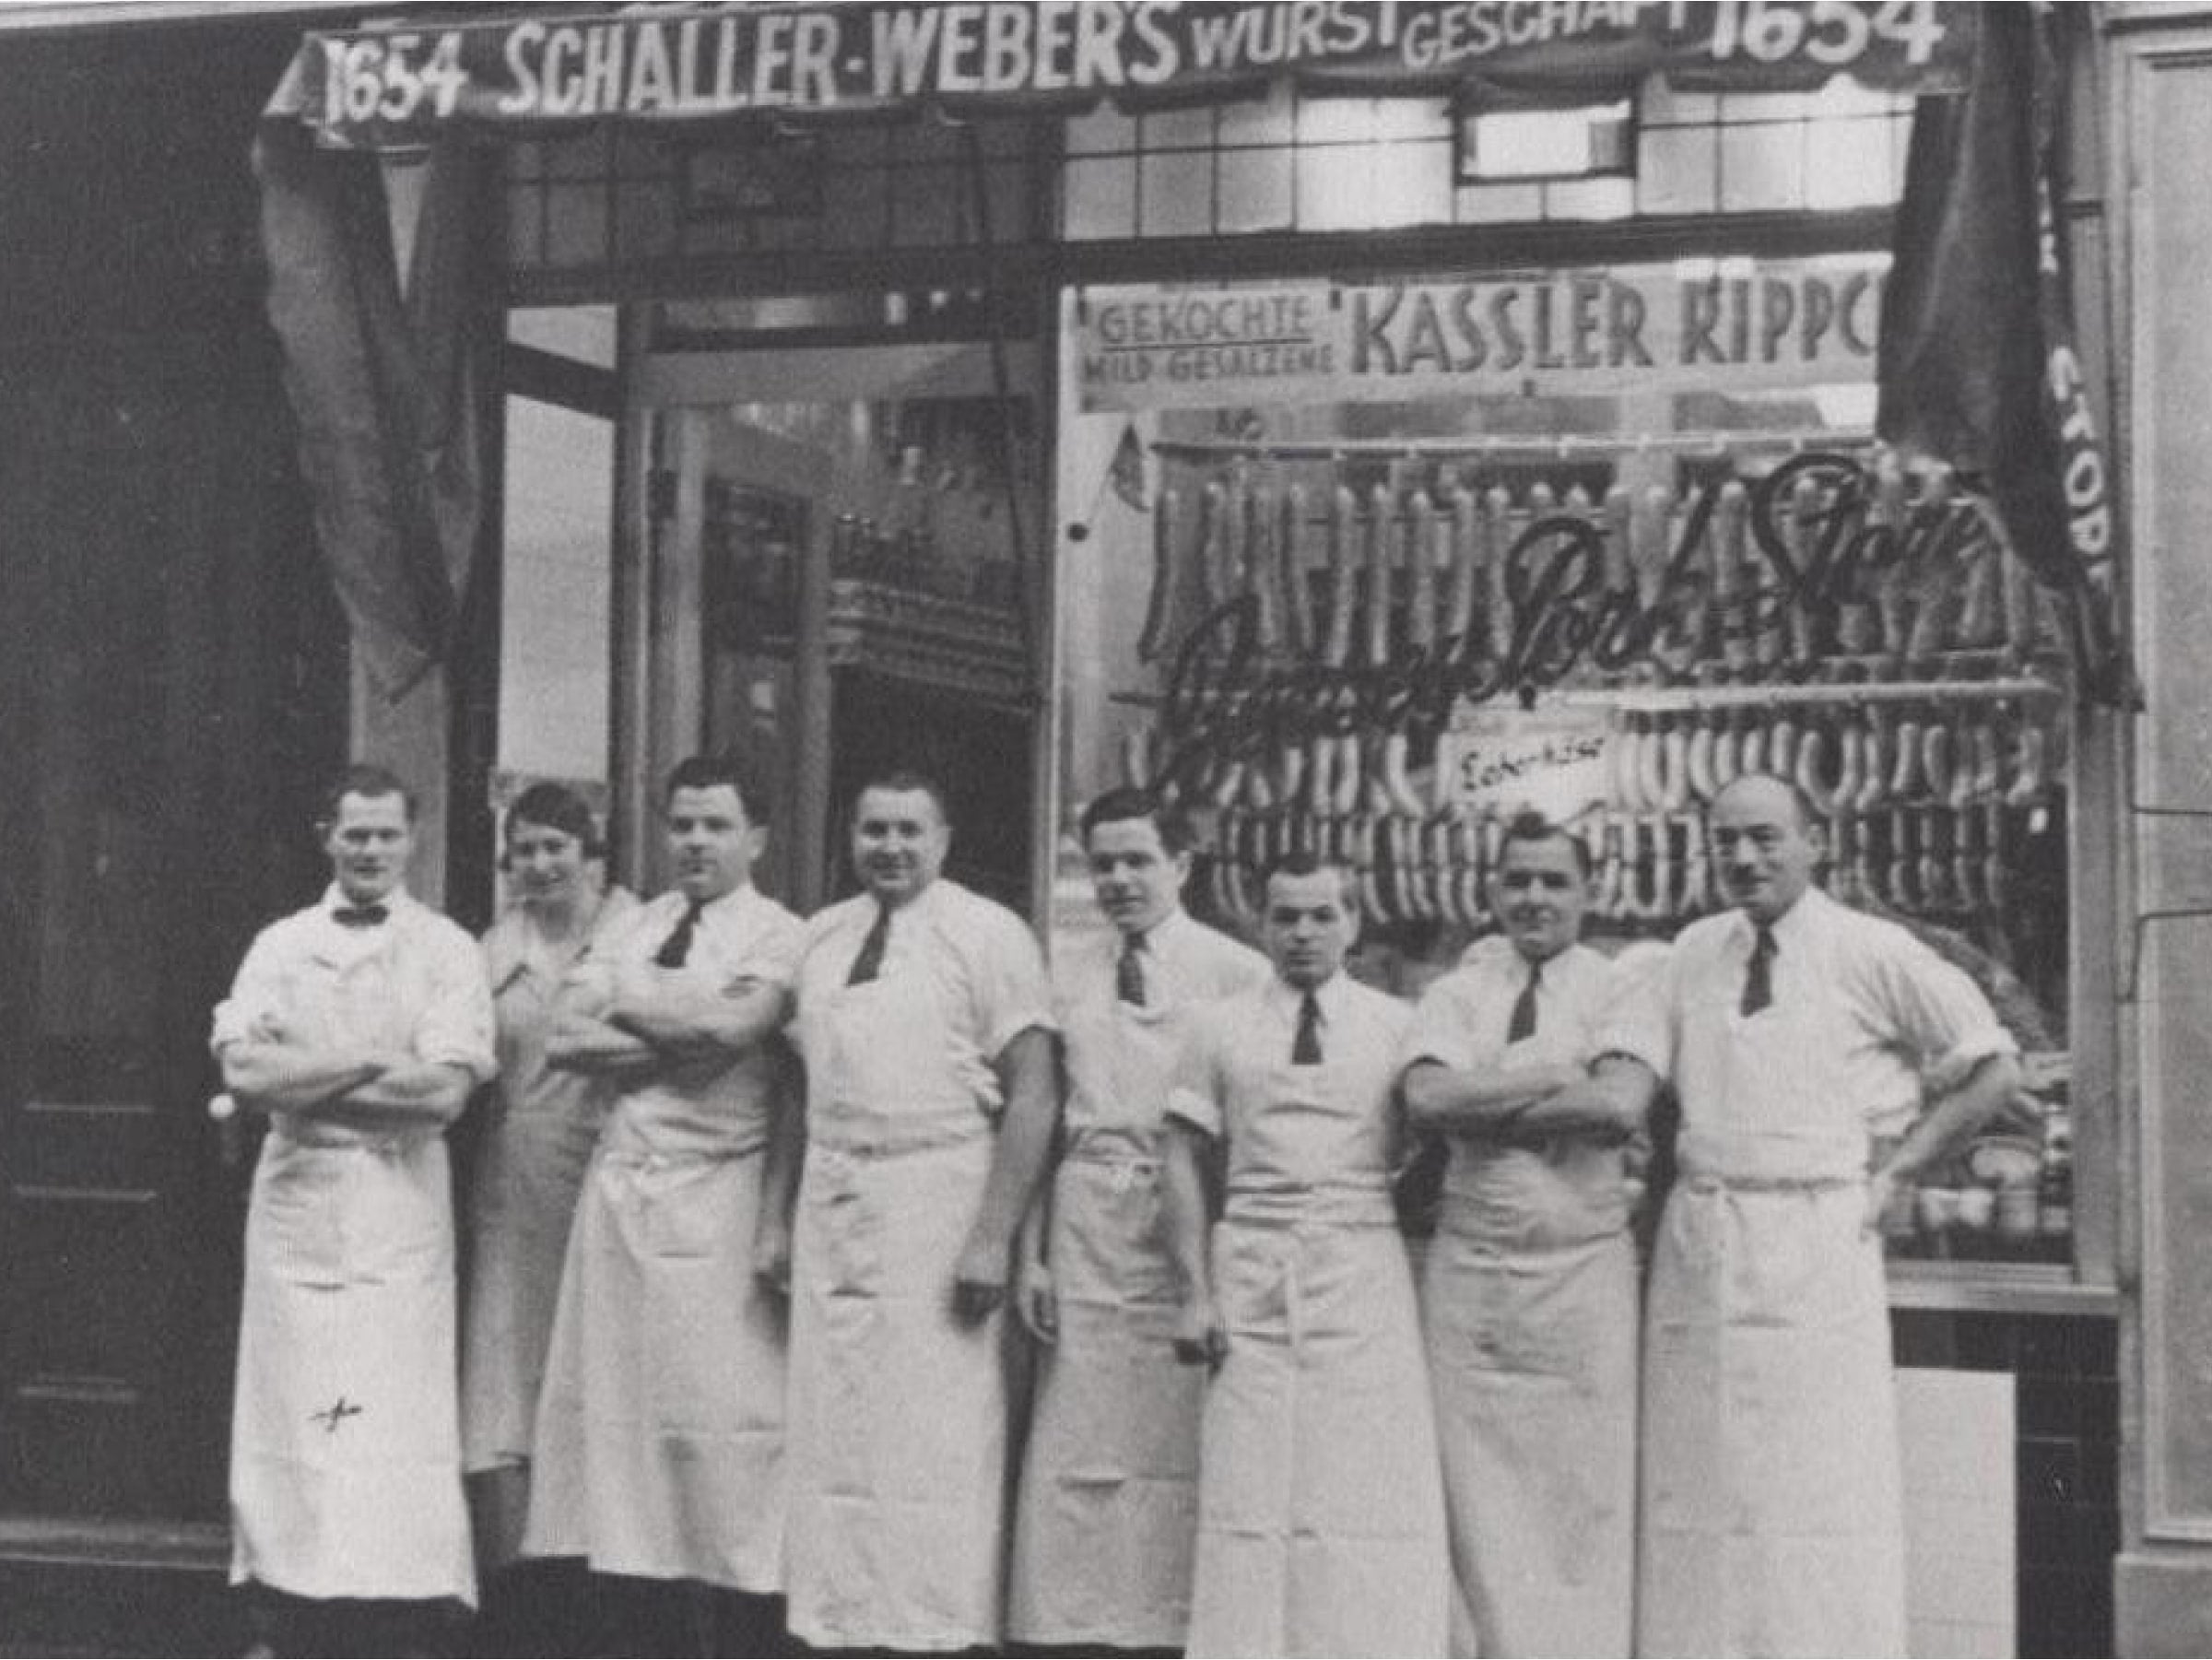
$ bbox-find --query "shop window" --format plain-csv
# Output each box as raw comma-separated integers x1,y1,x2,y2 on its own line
1052,257,2086,1289
1457,100,1636,182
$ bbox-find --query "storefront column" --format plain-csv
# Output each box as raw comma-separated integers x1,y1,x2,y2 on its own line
351,657,452,910
2112,8,2212,1650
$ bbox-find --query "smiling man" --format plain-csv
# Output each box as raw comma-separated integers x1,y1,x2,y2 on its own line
1161,851,1446,1657
526,753,805,1650
1006,786,1267,1654
1559,771,2023,1657
1396,809,1642,1658
783,769,1059,1653
213,764,497,1655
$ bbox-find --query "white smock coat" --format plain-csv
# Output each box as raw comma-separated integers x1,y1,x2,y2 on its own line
215,888,497,1605
1604,887,2017,1657
1400,936,1637,1659
524,883,806,1590
783,878,1057,1652
1007,909,1267,1650
461,887,637,1476
1168,972,1448,1659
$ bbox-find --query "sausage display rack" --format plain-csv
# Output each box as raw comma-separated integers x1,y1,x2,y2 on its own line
1114,443,2071,946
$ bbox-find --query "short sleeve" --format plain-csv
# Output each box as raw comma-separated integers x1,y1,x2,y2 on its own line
415,925,499,1083
970,906,1058,1061
209,927,288,1055
1398,971,1485,1076
1865,927,2018,1093
1163,1017,1224,1139
726,902,806,991
1593,940,1677,1080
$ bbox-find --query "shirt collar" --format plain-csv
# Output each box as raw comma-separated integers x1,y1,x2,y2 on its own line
1264,969,1351,1022
1127,905,1192,955
1744,884,1831,949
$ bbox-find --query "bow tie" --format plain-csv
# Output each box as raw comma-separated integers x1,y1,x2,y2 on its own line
332,903,390,929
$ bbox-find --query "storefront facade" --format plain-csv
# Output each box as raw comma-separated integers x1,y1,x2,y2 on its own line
12,3,2212,1654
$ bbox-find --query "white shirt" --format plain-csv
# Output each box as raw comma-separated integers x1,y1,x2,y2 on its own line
562,882,806,1160
795,877,1056,1112
212,884,496,1087
1601,886,2017,1181
1056,906,1269,1151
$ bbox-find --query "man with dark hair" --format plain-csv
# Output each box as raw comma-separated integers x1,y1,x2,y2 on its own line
783,768,1059,1652
1160,851,1446,1656
1561,771,2022,1655
525,752,805,1650
1006,786,1267,1654
214,764,496,1654
1398,808,1642,1657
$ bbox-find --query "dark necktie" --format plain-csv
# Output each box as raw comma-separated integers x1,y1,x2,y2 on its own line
1741,922,1777,1017
1116,931,1147,1007
332,902,389,929
1507,958,1542,1043
653,899,706,969
1291,990,1324,1065
846,903,892,986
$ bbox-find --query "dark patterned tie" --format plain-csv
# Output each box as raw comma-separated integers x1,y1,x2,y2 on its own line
1291,990,1324,1065
332,902,389,929
653,899,706,970
845,903,892,986
1741,923,1777,1017
1507,959,1542,1043
1116,931,1147,1007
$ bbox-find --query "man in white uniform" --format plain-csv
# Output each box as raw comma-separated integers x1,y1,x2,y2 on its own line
1566,771,2021,1657
526,753,805,1654
1162,851,1447,1659
1007,786,1267,1653
783,769,1059,1653
1398,810,1641,1658
214,764,496,1656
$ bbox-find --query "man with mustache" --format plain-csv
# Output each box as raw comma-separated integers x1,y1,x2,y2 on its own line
1397,809,1642,1658
782,769,1059,1653
214,765,496,1655
527,753,805,1651
1560,771,2021,1656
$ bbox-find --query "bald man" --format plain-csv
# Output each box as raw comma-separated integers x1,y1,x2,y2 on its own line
1560,773,2021,1656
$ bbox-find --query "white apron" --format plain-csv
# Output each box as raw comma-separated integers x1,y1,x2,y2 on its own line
229,927,474,1607
1007,983,1203,1649
1422,1136,1636,1658
523,927,790,1590
784,966,1012,1652
1638,978,1906,1658
1188,1057,1448,1660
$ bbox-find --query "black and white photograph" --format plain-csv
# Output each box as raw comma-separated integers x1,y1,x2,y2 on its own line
0,2,2170,1654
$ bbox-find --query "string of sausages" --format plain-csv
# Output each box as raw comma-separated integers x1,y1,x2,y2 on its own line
1121,455,2066,936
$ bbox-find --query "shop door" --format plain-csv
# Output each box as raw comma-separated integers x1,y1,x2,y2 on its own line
630,330,1048,916
0,336,345,1521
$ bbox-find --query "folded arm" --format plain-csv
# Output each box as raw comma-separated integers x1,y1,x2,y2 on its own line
1400,1055,1588,1137
218,1039,386,1114
1524,1053,1660,1142
607,971,792,1061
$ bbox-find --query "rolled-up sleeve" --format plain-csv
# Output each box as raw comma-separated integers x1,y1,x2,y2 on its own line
1869,934,2018,1095
418,929,498,1083
1398,972,1484,1075
210,929,288,1056
1164,1019,1224,1140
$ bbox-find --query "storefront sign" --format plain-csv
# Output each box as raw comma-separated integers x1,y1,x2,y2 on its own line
272,2,1974,149
1077,258,1887,411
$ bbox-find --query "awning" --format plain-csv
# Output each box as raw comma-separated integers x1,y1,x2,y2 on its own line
265,1,1978,149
